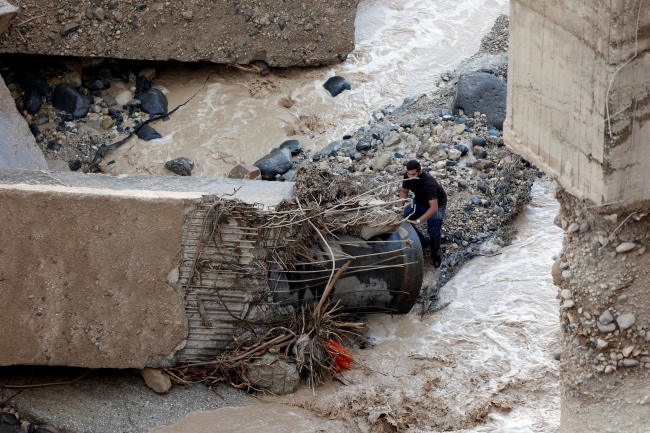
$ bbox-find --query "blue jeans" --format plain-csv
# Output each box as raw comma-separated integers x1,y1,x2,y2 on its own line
404,203,446,256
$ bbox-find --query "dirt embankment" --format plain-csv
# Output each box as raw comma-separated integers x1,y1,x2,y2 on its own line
0,0,357,67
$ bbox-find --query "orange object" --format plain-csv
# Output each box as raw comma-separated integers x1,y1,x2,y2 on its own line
327,339,354,371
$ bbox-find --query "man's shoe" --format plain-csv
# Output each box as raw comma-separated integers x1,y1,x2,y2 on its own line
432,255,442,268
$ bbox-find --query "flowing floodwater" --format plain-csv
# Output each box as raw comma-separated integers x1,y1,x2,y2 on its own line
105,0,508,178
152,182,563,433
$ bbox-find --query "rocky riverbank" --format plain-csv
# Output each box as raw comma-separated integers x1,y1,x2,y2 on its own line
247,14,541,296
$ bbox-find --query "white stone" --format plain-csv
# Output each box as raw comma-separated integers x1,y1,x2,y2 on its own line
562,270,572,279
562,299,575,309
622,359,639,367
447,148,462,160
454,124,466,134
115,90,133,106
596,339,608,350
616,313,635,330
599,310,614,325
560,289,572,300
622,346,635,357
140,368,171,393
638,246,647,255
372,154,391,171
383,131,401,147
567,222,580,233
616,242,637,253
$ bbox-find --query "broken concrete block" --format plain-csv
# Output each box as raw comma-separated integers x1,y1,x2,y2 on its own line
0,1,17,36
229,163,262,180
0,76,47,170
245,354,300,395
140,368,172,394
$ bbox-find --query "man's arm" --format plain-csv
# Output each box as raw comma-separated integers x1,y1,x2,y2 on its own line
407,199,438,225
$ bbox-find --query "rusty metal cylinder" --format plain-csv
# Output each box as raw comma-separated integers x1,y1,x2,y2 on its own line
270,223,423,314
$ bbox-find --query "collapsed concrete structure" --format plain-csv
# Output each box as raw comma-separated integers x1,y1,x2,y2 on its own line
505,1,650,431
0,169,422,370
0,0,357,67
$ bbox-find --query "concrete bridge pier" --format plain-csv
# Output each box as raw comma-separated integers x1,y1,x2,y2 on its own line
505,1,650,431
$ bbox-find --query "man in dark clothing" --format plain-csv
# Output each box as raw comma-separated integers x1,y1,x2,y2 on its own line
399,160,447,268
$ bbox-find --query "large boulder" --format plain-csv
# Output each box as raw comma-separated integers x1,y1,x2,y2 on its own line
138,89,168,116
452,72,507,130
323,76,351,97
52,83,91,118
254,148,293,180
19,71,49,95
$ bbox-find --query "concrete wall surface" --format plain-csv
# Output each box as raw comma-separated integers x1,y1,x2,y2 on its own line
504,0,650,205
0,74,47,170
0,0,358,67
0,170,294,368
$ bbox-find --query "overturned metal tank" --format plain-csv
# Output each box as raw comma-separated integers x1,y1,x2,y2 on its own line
270,223,423,314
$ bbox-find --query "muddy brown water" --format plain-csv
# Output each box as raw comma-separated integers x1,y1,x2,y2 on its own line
152,182,562,432
103,0,509,178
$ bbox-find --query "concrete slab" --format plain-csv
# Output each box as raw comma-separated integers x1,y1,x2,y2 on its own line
0,366,255,433
0,0,17,36
0,171,295,369
0,75,47,170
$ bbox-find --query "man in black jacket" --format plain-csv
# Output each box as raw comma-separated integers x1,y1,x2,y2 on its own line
399,160,447,268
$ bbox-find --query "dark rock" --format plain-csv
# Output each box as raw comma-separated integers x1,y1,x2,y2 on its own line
472,136,487,147
135,75,151,94
127,99,142,107
138,89,168,115
473,198,482,205
165,157,194,176
135,124,162,141
20,72,50,95
278,139,303,156
464,206,474,215
278,19,286,30
477,181,487,193
60,22,80,36
454,144,469,156
87,80,110,91
356,138,372,152
446,160,457,166
454,232,462,240
23,90,43,115
47,141,61,151
452,72,507,130
0,412,20,426
323,76,351,97
477,150,488,159
253,148,293,180
347,165,356,172
68,159,82,171
394,152,404,158
100,68,122,81
52,84,91,118
33,113,50,125
28,123,41,137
